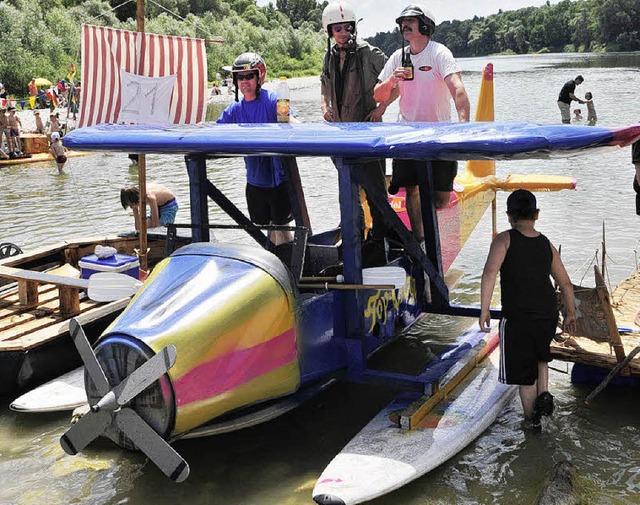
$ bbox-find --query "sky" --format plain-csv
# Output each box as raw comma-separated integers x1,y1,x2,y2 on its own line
256,0,554,38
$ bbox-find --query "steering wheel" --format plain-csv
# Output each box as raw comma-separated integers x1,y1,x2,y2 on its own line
0,242,23,259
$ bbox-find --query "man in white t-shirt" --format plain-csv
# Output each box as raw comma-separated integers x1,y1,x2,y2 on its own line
374,4,469,244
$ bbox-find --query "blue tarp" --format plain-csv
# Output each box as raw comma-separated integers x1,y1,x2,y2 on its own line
64,121,640,160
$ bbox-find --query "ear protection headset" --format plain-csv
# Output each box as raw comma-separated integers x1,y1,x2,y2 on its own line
395,4,436,37
418,17,435,36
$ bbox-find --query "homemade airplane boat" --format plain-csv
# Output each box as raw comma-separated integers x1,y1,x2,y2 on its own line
53,64,640,503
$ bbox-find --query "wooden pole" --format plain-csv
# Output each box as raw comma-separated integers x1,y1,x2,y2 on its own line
491,193,497,239
601,221,605,278
298,283,395,291
594,265,627,364
136,0,148,273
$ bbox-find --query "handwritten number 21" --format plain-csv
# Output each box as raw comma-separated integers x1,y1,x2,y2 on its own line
121,81,159,116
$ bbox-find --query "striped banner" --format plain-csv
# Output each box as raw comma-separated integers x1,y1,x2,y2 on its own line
79,24,207,127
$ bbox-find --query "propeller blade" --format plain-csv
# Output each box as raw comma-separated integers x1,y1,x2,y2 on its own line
60,410,112,455
87,272,143,302
115,408,189,482
69,318,110,397
112,345,177,407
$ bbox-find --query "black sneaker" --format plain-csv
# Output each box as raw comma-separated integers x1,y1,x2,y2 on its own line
534,391,555,418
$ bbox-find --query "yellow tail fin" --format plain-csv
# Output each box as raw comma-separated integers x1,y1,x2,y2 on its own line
460,63,495,181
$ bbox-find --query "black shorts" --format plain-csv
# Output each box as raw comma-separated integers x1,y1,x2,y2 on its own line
390,159,458,192
246,182,293,226
498,315,558,385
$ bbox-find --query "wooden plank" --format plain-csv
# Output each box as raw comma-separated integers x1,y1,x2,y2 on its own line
1,305,82,341
594,265,627,367
0,286,59,319
0,299,130,351
397,333,499,430
0,282,92,342
550,344,640,375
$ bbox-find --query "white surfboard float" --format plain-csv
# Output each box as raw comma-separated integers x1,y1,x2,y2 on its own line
312,334,517,505
10,367,86,413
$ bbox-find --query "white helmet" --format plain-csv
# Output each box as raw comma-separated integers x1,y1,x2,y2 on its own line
51,132,60,141
322,2,357,37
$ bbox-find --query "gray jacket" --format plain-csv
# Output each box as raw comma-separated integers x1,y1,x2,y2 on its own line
321,40,387,122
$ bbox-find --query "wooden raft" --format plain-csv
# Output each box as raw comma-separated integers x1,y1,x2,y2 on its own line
0,265,89,318
551,265,640,376
0,264,127,351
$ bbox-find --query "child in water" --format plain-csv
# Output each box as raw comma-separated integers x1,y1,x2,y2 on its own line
479,190,577,426
49,132,67,174
584,92,597,125
572,108,582,121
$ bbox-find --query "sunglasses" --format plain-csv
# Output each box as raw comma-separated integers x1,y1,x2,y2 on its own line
236,72,257,81
332,23,353,33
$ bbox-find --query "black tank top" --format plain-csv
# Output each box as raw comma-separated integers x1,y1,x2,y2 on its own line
500,229,557,318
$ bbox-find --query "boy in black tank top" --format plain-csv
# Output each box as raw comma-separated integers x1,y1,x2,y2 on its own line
479,189,577,425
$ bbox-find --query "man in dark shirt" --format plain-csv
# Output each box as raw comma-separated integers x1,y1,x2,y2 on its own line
557,75,585,124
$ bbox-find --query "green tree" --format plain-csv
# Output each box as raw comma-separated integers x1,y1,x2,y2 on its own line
598,0,640,50
275,0,326,30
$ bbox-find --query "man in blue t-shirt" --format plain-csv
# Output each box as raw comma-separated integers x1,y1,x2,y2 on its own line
217,52,298,245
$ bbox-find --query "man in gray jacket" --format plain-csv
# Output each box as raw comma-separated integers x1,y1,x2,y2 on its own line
320,1,392,260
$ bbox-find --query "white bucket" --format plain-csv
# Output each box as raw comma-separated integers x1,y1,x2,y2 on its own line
362,267,407,289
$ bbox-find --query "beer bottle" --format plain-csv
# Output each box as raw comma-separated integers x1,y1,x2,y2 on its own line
276,77,290,123
403,50,414,81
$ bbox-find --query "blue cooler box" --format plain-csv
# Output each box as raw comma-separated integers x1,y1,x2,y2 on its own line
79,254,140,280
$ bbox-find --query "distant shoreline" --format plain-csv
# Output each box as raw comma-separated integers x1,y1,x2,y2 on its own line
208,75,319,105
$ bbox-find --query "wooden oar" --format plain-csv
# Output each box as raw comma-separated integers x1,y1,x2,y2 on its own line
86,272,143,302
0,265,143,303
298,282,395,291
299,275,344,283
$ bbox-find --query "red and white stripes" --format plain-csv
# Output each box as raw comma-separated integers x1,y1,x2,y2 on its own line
79,24,207,127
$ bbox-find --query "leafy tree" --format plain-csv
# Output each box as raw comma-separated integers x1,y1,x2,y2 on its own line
598,0,640,50
4,0,640,98
275,0,327,30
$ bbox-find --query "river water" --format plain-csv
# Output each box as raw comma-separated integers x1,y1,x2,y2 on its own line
1,52,640,504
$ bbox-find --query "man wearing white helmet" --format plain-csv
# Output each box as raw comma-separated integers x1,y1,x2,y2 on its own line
374,4,470,245
320,1,392,261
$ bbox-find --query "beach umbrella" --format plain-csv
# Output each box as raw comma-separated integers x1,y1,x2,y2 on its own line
34,78,52,87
